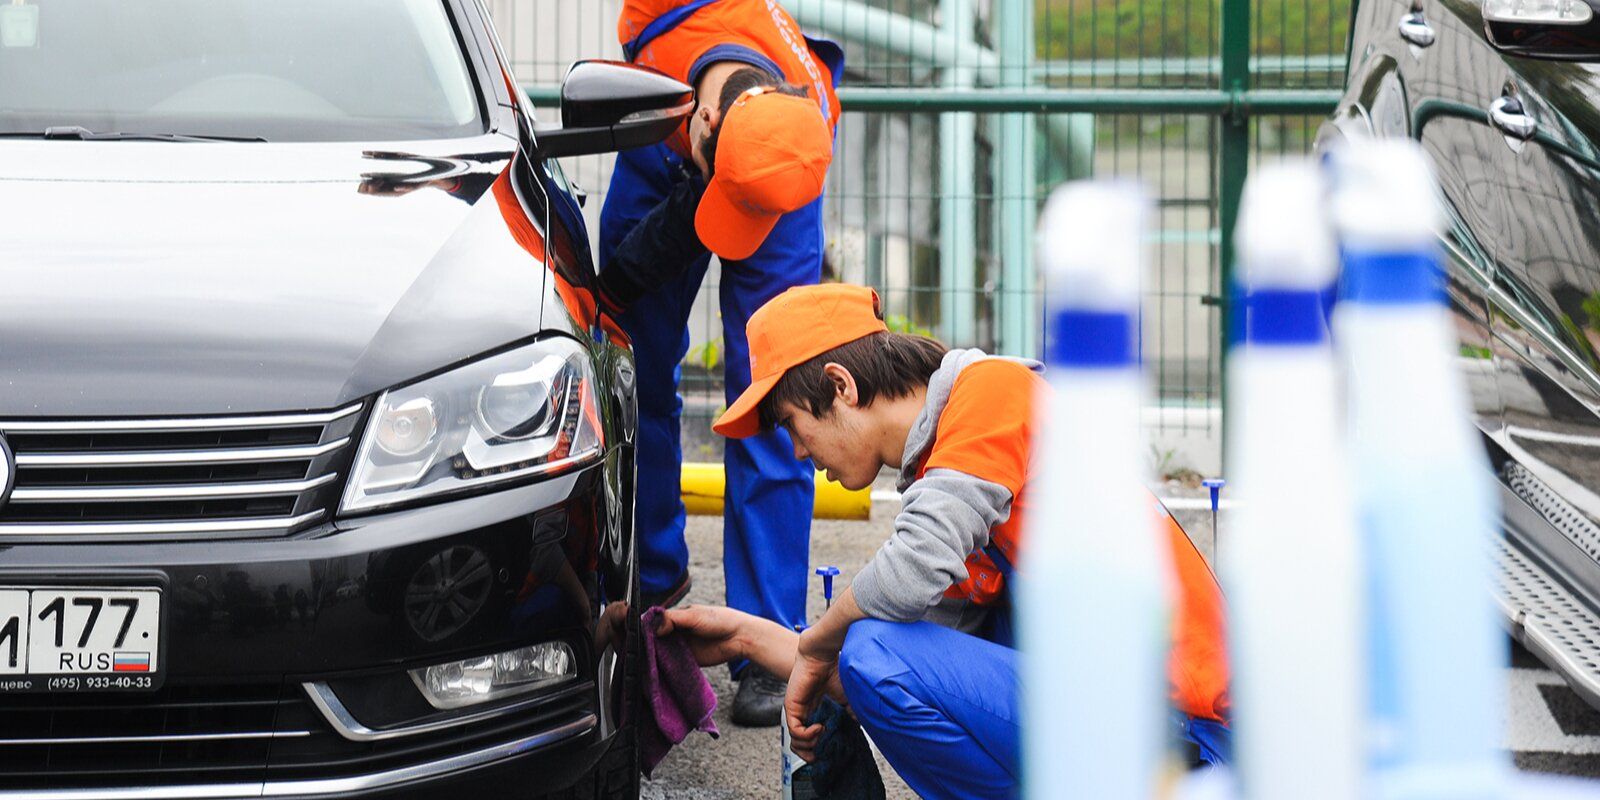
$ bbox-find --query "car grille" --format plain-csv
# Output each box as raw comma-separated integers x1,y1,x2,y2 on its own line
0,679,596,792
0,405,363,541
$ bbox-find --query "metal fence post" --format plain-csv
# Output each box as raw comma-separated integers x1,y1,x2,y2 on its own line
939,0,977,346
1219,0,1251,468
996,0,1037,359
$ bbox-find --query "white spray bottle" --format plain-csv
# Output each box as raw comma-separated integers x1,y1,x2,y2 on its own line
1224,161,1366,800
1021,181,1172,800
1328,140,1507,799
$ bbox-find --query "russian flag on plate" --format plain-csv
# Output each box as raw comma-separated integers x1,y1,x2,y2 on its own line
112,652,151,673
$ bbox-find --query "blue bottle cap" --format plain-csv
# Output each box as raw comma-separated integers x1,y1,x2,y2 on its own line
1239,288,1330,345
1338,249,1444,306
1048,309,1138,368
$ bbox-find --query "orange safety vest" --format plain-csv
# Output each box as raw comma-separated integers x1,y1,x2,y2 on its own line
917,361,1232,723
617,0,843,156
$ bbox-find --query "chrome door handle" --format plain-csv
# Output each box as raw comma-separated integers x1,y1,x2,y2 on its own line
1489,95,1537,140
1398,9,1437,48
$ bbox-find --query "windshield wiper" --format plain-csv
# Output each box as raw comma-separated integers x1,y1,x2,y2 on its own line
0,126,267,143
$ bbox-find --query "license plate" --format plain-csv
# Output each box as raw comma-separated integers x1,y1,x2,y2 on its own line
0,587,162,693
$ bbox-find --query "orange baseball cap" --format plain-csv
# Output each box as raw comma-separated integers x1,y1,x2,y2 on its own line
713,284,888,439
695,87,833,261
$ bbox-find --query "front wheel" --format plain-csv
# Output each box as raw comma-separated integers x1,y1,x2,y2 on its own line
595,597,642,800
532,568,642,800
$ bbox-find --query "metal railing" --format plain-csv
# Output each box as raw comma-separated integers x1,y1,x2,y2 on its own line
497,0,1349,470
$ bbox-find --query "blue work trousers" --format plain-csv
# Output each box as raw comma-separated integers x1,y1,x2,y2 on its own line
599,143,817,656
839,619,1232,800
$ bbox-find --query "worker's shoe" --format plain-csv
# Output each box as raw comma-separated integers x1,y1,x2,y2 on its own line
731,666,787,727
641,570,693,610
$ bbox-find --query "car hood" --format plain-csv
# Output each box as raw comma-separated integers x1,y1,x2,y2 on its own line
0,135,556,417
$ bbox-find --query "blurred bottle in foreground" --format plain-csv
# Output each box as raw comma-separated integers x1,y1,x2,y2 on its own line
1329,139,1507,799
1022,181,1172,799
1224,160,1365,800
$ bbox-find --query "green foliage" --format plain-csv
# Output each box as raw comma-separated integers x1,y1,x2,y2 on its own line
1036,0,1349,65
1150,444,1203,487
1581,292,1600,328
884,313,935,337
1149,444,1177,477
686,337,722,371
1558,314,1600,371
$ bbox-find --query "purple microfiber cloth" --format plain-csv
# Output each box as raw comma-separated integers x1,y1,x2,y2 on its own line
634,606,719,777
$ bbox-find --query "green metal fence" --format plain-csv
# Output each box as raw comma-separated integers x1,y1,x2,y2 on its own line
500,0,1348,470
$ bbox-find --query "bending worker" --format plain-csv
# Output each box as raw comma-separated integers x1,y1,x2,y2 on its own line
657,284,1233,798
597,0,844,726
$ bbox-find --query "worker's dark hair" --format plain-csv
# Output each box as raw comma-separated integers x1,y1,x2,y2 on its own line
757,330,949,431
699,67,809,179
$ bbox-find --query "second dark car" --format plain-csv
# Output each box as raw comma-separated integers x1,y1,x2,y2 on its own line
1323,0,1600,712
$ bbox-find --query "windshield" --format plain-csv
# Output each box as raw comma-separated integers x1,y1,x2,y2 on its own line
0,0,484,142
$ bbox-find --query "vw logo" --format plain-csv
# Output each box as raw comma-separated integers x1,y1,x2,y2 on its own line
0,434,12,512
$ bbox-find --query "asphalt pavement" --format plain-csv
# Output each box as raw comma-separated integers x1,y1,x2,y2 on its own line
642,483,1600,797
645,499,917,800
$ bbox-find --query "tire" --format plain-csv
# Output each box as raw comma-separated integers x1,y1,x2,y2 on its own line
531,568,642,800
560,449,642,800
596,591,642,800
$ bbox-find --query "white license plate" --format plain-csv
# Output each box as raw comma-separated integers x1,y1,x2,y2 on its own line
0,587,162,692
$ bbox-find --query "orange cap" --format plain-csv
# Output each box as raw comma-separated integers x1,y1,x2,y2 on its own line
713,284,888,439
695,87,833,261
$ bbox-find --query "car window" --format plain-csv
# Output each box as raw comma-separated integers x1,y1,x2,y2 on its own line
0,0,484,142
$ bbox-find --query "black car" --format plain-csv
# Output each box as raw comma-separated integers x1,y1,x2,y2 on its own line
0,1,691,796
1323,0,1600,708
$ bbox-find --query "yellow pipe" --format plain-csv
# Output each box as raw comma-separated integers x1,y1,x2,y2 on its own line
681,462,872,520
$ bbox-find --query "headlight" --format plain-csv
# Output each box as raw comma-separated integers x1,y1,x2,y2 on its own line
409,641,577,710
341,337,604,513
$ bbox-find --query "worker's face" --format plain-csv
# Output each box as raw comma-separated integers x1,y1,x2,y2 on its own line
689,103,721,177
771,366,881,491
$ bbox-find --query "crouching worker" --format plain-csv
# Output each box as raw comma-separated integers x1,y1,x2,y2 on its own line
657,283,1232,800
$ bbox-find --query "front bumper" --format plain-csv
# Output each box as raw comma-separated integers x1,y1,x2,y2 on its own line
0,464,628,798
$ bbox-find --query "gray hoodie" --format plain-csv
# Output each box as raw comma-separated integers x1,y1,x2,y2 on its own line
849,348,1045,632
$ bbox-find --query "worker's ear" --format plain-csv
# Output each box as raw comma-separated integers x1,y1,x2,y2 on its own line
821,363,859,409
697,104,720,131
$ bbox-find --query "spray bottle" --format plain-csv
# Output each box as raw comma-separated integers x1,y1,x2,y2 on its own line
1328,140,1507,799
1224,161,1365,800
781,566,839,800
1021,181,1171,799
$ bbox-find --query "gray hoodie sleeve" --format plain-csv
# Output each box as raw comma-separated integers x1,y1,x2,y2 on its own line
850,468,1014,622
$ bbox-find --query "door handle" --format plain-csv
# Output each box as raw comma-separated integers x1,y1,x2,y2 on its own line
1398,7,1437,48
1489,94,1537,141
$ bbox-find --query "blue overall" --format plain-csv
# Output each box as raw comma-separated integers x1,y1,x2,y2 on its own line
838,550,1232,799
599,2,842,664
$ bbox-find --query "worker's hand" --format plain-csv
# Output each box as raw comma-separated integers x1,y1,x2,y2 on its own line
785,629,842,762
656,604,755,667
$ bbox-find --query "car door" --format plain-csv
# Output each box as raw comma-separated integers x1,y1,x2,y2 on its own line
1479,58,1600,532
1326,0,1507,425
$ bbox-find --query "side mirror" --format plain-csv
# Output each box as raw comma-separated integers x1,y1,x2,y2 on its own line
534,60,694,159
1483,0,1600,60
